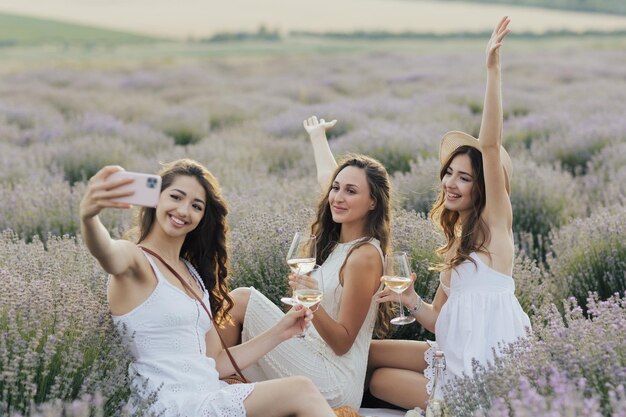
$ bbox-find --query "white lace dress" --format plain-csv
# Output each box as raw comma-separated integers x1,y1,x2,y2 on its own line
241,238,383,410
111,254,255,417
423,252,531,393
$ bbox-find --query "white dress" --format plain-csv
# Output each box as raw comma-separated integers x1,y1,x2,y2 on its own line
111,254,255,417
241,238,383,410
424,252,531,392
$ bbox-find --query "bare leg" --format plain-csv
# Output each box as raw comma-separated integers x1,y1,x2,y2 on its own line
244,376,335,417
368,339,431,410
221,287,251,347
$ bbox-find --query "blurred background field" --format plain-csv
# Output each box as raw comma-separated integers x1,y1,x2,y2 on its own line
0,1,625,416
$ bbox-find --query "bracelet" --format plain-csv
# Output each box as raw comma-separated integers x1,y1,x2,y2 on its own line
407,296,423,316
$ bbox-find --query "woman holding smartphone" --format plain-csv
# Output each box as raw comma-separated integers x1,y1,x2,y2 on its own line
79,158,336,417
367,17,531,411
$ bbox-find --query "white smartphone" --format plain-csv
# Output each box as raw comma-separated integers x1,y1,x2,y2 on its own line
108,171,162,207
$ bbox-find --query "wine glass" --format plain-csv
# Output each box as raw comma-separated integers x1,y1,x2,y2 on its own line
293,264,323,338
383,252,415,325
281,232,316,305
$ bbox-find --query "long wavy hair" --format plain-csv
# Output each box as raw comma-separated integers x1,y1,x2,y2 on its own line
310,154,393,338
133,159,234,325
430,146,490,271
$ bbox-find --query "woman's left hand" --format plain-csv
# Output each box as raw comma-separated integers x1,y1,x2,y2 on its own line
486,16,511,69
276,304,313,340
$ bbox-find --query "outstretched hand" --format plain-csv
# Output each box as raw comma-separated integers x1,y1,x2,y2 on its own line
303,115,337,139
486,16,511,69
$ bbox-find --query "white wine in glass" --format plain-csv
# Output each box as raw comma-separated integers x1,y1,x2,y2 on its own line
294,264,323,338
282,232,316,305
384,253,415,325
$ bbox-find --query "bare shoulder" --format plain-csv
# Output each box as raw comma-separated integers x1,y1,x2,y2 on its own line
344,242,383,271
108,239,151,280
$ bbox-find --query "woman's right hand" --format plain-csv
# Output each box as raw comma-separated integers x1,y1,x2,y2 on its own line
303,115,337,139
79,165,134,221
374,272,420,307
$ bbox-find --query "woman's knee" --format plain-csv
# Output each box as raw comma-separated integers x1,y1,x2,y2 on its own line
230,287,252,322
369,368,389,398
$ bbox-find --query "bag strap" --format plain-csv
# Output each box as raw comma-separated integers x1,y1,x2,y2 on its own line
138,245,249,383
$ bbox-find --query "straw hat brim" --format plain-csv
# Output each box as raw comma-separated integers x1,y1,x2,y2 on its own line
439,130,512,194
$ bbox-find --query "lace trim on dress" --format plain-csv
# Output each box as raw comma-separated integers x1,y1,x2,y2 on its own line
199,383,255,417
423,340,438,396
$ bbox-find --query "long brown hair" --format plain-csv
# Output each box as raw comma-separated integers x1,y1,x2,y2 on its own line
310,154,393,337
134,159,234,325
429,146,490,271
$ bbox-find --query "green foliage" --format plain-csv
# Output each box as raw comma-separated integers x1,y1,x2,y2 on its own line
510,159,584,261
548,208,626,309
0,233,133,416
0,13,158,46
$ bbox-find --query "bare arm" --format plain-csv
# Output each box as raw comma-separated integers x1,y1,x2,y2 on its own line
206,306,311,376
79,165,142,276
303,116,338,190
478,16,513,230
307,244,382,356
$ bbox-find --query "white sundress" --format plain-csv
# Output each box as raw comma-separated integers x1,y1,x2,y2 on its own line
111,253,255,417
241,238,384,410
423,252,531,393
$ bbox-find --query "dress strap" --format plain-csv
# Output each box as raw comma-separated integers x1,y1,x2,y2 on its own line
142,252,166,283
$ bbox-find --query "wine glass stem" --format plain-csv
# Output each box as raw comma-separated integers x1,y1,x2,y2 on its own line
398,293,405,319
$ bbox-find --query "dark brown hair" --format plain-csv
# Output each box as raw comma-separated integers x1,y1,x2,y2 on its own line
134,159,233,325
429,146,490,270
310,154,393,337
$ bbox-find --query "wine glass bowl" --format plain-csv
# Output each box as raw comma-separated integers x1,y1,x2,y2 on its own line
293,264,323,338
282,232,316,305
384,252,415,325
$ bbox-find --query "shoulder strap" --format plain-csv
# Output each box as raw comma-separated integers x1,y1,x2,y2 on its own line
138,246,249,383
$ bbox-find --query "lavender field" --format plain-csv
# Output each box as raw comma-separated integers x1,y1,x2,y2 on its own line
0,38,625,416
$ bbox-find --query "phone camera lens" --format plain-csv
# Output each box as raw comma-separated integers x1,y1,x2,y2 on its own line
147,177,157,189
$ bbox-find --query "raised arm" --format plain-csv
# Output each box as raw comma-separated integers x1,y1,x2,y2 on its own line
303,115,338,190
478,16,512,228
79,166,142,276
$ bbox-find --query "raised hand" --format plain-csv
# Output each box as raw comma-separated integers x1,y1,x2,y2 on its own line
486,16,511,69
303,115,337,139
79,165,134,221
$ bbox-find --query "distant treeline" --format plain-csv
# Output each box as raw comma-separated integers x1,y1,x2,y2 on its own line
422,0,626,15
201,25,280,42
288,29,626,40
201,28,626,43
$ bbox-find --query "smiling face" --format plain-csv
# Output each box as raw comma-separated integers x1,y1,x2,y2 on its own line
155,175,207,238
441,153,477,215
328,165,375,229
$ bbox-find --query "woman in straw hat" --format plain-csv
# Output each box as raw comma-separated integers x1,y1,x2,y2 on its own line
366,16,531,411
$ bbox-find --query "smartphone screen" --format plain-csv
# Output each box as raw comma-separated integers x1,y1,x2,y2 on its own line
108,171,162,207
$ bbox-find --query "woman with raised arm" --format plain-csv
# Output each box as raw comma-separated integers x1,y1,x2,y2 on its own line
367,16,531,411
79,158,336,417
223,120,393,410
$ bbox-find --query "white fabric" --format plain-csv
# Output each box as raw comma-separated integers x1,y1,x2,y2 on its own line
112,254,254,417
241,238,384,410
434,252,531,380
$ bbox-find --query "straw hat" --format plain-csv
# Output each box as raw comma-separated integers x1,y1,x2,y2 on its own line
439,130,512,194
